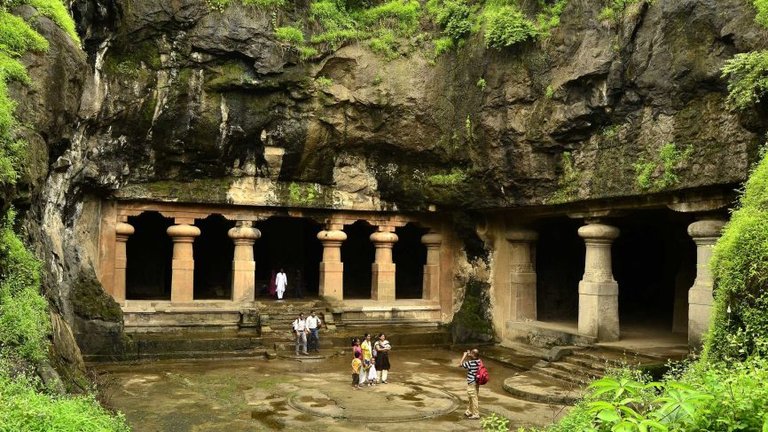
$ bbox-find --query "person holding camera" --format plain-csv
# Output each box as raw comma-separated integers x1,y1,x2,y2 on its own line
459,348,481,419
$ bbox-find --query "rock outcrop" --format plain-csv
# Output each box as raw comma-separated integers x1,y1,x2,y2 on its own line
7,0,768,358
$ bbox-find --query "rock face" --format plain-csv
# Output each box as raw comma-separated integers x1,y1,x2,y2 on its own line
8,0,768,356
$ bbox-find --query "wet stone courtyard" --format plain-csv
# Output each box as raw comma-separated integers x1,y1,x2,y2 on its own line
96,348,567,431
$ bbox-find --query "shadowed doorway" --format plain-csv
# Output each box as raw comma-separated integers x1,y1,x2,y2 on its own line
393,223,428,299
126,211,173,300
193,214,235,300
341,220,375,299
253,217,322,298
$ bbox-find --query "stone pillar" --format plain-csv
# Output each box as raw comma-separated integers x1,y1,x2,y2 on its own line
506,229,538,321
370,230,398,301
317,228,347,302
113,222,134,304
228,221,261,302
421,233,442,301
687,219,725,347
578,223,620,341
167,223,201,303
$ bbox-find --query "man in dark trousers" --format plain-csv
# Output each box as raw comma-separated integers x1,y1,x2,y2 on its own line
459,348,481,419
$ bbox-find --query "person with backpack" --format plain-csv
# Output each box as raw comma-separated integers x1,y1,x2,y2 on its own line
459,348,487,420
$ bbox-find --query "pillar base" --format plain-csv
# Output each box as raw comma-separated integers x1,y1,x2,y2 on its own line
578,280,619,342
688,285,714,347
319,261,344,302
232,261,256,302
511,271,537,321
371,262,396,302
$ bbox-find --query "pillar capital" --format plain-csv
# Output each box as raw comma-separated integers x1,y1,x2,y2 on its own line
421,232,443,246
228,225,261,243
687,219,725,243
506,228,538,243
167,224,201,240
578,223,619,242
116,222,135,239
318,229,348,243
370,231,398,246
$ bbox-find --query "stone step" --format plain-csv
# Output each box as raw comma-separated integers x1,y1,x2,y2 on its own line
563,353,610,372
129,348,268,361
502,371,584,405
499,341,550,359
531,363,593,385
546,361,602,383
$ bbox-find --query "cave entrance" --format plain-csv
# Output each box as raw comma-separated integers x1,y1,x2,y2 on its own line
393,223,429,299
125,211,173,300
193,214,235,300
342,220,376,299
612,210,695,338
253,217,322,299
535,217,583,327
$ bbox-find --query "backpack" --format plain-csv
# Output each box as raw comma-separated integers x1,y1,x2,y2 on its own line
476,360,489,385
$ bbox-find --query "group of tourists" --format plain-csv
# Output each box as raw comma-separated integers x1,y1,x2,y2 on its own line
350,333,392,389
291,311,323,355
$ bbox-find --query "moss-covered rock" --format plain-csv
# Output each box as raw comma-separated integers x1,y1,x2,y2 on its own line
70,270,122,323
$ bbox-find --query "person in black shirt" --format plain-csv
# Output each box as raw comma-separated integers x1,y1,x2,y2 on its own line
459,348,481,419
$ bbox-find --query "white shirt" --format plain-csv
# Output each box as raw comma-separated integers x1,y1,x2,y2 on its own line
292,318,307,332
306,315,321,329
276,272,287,289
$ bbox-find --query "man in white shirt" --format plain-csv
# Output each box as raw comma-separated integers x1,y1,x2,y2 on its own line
292,312,308,356
276,268,287,300
306,310,322,352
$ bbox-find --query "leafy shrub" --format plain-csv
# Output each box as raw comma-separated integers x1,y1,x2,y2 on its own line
359,0,420,35
25,0,81,44
706,148,768,362
433,36,454,56
274,26,305,44
0,364,131,432
721,50,768,110
534,359,768,432
633,142,692,192
481,412,510,431
752,0,768,28
482,3,538,49
368,29,399,60
427,0,475,41
298,45,319,60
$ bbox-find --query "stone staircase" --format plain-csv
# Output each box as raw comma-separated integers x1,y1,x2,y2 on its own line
493,343,678,406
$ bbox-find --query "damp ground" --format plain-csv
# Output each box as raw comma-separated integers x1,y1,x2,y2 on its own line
95,348,568,431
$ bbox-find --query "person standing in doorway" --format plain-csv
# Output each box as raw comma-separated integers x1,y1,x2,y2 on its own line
292,312,309,356
268,269,277,298
276,268,287,300
306,310,322,352
374,333,391,384
459,348,481,419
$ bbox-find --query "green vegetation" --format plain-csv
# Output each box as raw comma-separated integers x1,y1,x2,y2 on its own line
549,151,580,204
706,148,768,362
721,50,768,110
207,0,285,11
598,0,647,23
274,26,305,44
426,168,467,186
752,0,768,28
476,77,486,91
0,2,129,431
0,363,130,431
315,75,333,88
267,0,568,60
544,84,555,99
634,142,692,191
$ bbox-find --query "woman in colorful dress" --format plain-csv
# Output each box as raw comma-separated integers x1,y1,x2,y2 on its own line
360,333,373,385
374,333,391,384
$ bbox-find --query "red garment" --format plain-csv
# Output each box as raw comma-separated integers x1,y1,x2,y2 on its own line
269,270,277,296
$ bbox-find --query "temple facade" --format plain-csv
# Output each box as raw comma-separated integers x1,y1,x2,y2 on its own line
94,186,730,348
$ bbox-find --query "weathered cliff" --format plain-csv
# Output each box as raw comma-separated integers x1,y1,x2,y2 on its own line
8,0,768,358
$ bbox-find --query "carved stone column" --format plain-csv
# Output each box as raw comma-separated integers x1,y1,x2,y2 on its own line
317,228,347,302
228,221,261,302
370,230,398,302
167,223,201,303
113,222,135,304
687,219,725,348
421,233,442,301
506,229,538,321
578,222,620,341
